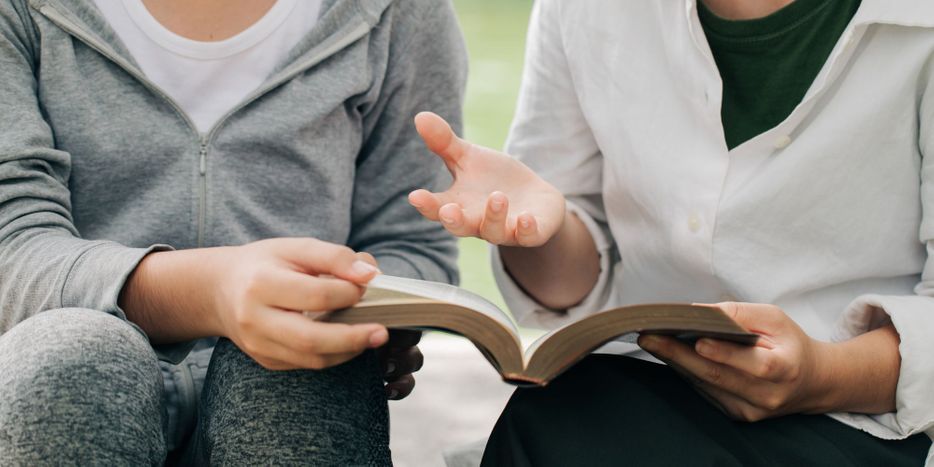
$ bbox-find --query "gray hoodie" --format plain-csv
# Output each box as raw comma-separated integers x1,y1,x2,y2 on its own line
0,0,466,363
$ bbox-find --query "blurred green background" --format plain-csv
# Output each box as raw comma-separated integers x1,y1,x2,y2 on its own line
451,0,534,311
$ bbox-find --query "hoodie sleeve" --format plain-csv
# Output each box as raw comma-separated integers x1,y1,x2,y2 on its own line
0,1,182,361
348,0,466,284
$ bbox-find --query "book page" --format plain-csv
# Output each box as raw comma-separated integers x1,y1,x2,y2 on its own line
367,275,519,333
522,327,639,361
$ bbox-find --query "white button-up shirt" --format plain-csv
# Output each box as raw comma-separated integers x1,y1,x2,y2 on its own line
492,0,934,461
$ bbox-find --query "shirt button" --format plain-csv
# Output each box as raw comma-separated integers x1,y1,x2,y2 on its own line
774,135,792,149
687,215,702,233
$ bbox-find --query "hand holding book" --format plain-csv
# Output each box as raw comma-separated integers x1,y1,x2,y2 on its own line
637,302,901,420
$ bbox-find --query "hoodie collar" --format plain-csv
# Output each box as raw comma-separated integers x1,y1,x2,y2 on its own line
29,0,393,72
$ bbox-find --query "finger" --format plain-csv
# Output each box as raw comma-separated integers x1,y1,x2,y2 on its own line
694,381,770,422
644,346,709,391
438,203,477,237
646,345,764,421
273,239,380,283
355,251,378,267
414,112,469,170
695,338,787,382
259,308,389,357
243,352,294,371
261,337,363,370
638,335,755,399
239,330,362,371
515,212,544,247
408,189,445,221
258,270,364,312
715,302,784,340
689,379,734,415
387,329,422,349
386,374,416,400
384,346,424,380
479,191,510,244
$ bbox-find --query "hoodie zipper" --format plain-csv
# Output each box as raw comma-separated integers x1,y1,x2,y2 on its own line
38,4,371,247
198,140,208,246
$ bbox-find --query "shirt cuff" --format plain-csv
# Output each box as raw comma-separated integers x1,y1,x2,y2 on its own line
826,294,934,449
491,199,616,330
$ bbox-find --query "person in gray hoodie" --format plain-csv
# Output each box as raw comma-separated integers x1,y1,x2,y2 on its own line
0,0,466,464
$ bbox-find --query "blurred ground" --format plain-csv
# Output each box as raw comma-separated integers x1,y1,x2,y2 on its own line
388,2,534,465
388,334,515,467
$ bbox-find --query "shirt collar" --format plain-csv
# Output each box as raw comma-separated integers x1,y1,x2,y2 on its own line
688,0,934,29
851,0,934,28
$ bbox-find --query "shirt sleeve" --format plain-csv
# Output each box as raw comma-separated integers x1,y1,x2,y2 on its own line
347,0,466,284
825,74,934,447
0,0,189,362
492,200,616,329
490,0,619,328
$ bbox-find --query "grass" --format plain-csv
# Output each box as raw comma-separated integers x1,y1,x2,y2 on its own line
451,0,534,311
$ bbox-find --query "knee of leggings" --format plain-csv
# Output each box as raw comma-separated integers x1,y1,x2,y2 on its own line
199,340,390,465
0,308,159,382
0,309,166,462
0,308,163,425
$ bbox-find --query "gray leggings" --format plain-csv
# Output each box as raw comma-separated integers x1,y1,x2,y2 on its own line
0,309,391,466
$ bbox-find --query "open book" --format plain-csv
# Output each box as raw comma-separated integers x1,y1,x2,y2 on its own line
321,275,758,386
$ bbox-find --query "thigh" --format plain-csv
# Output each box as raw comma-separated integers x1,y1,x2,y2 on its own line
482,354,931,467
186,338,390,466
0,309,166,465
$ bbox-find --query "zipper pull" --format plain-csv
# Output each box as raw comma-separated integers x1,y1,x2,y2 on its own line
199,142,207,175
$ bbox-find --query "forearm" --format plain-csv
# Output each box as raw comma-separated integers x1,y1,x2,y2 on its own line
119,248,226,344
811,324,900,414
499,211,600,309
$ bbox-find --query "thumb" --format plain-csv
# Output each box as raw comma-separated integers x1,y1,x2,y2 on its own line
710,302,786,341
415,111,468,170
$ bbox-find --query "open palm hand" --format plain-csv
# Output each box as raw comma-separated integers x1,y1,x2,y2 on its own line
409,112,566,247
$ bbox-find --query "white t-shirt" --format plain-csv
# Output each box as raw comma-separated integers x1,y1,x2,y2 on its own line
94,0,322,133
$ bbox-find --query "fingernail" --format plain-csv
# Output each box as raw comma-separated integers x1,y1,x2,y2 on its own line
385,360,396,376
441,215,456,225
351,260,379,277
369,328,389,348
491,199,504,213
519,218,531,229
639,335,660,350
696,339,715,356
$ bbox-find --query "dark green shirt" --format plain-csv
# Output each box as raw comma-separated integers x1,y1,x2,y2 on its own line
699,0,861,150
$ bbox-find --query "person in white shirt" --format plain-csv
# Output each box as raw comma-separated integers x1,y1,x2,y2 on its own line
411,0,934,465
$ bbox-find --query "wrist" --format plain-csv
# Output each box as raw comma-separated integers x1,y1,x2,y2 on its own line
499,207,599,310
802,326,900,414
801,339,840,413
197,247,234,338
123,248,229,342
